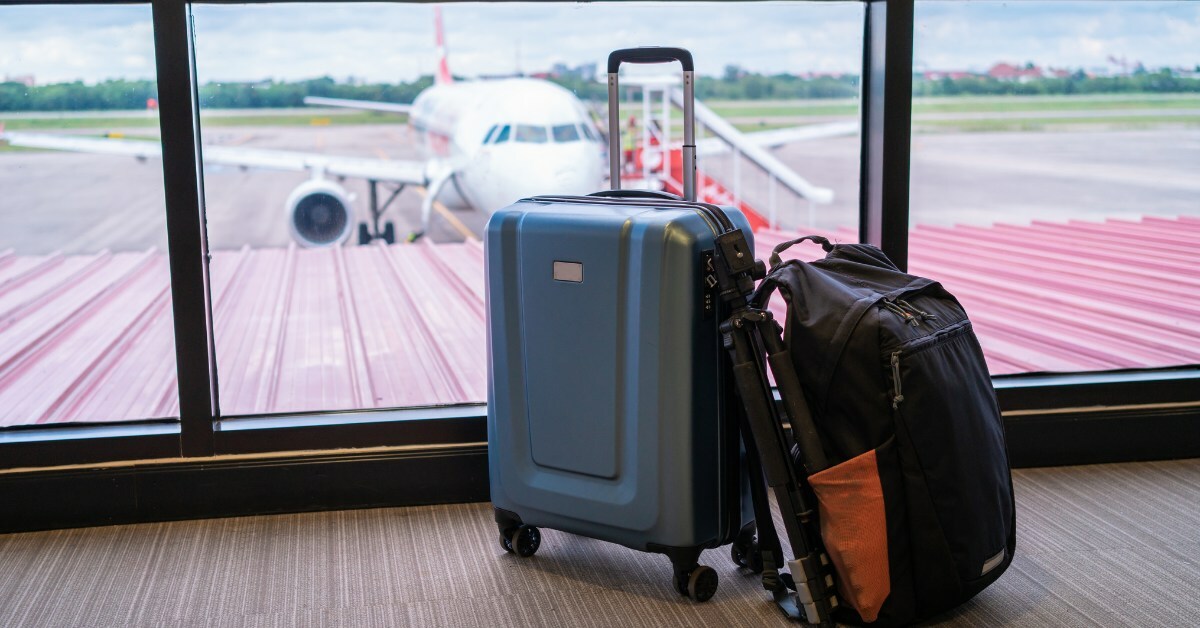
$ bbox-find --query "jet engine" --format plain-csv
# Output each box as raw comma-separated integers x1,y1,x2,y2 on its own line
285,179,354,247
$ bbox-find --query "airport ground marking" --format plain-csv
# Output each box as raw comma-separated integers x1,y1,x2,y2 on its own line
413,186,479,242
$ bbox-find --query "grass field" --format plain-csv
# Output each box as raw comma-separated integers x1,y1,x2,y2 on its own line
912,94,1200,114
0,110,406,131
0,143,41,153
2,94,1197,143
913,114,1200,133
626,94,1200,135
702,94,1200,118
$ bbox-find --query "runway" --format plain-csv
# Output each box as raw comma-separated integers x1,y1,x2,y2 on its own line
0,120,1197,424
0,123,486,256
1,122,1197,255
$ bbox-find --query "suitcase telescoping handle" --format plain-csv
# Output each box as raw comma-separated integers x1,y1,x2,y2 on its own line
607,47,697,201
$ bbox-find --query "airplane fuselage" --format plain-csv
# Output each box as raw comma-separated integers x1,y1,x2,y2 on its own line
408,78,606,212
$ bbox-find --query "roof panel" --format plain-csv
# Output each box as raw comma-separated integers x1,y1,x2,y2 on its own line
0,216,1195,427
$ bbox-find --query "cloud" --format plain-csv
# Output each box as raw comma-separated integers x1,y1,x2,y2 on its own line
914,1,1199,72
1,2,864,84
1,2,1196,86
0,6,156,83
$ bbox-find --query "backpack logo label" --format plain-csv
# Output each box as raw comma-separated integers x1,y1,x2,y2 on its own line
981,548,1006,576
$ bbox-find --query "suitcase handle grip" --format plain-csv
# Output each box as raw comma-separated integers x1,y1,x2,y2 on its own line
588,190,683,201
607,47,696,202
607,47,694,73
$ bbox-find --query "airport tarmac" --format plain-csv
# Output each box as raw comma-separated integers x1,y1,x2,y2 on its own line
0,122,1197,255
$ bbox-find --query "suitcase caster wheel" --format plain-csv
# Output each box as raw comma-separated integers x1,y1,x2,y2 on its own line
685,565,718,602
500,533,514,553
731,539,763,573
510,525,540,558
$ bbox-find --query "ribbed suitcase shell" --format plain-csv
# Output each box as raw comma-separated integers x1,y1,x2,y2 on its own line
486,196,752,554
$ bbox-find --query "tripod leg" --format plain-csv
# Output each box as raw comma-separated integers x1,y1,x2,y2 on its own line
723,319,838,625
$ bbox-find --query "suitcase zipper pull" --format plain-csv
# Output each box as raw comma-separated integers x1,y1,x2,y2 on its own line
890,351,905,409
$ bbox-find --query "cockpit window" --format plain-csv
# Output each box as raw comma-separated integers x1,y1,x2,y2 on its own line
580,124,598,142
482,124,499,145
514,124,548,143
493,124,511,144
552,124,581,143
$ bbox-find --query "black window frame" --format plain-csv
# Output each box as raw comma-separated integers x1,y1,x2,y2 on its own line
2,0,1196,476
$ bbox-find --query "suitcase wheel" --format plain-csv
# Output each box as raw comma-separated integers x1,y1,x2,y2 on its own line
505,525,540,558
673,565,718,602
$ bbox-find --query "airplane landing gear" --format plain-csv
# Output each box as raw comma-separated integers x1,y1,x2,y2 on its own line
359,221,396,245
359,179,404,244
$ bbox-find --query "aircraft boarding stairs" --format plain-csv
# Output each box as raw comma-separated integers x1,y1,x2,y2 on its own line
616,85,835,232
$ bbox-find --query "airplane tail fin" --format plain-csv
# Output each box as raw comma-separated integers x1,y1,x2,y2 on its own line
434,6,453,85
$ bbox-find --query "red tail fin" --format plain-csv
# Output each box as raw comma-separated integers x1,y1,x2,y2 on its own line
434,6,453,85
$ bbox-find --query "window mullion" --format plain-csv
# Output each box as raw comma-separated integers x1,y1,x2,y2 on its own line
858,0,914,271
153,0,217,457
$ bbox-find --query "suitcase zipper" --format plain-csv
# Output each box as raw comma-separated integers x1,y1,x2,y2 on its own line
890,351,904,409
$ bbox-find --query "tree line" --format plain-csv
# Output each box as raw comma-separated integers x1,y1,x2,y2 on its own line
1,71,1197,112
0,76,434,112
549,70,861,102
914,70,1200,97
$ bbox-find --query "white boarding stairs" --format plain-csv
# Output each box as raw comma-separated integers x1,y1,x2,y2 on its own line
669,88,836,207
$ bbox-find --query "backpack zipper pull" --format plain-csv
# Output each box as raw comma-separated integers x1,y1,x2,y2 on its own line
890,351,904,409
898,299,937,323
882,300,919,326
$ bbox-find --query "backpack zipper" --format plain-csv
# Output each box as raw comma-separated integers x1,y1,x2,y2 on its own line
882,298,937,327
890,351,904,409
897,299,937,323
888,320,975,411
882,300,920,327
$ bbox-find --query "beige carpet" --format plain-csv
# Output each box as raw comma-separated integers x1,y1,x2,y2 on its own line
2,459,1198,627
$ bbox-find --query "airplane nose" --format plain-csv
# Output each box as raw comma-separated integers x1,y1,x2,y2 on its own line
471,143,606,213
536,147,603,196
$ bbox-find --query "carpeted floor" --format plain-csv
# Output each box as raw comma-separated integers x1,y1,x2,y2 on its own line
2,459,1198,627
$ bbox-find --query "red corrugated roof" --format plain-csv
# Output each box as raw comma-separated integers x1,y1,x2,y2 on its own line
0,216,1196,428
208,241,488,417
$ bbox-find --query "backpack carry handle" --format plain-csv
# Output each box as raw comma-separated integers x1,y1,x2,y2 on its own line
607,47,697,202
769,235,834,269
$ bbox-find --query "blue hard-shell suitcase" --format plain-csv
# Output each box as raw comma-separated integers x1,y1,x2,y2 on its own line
485,48,755,602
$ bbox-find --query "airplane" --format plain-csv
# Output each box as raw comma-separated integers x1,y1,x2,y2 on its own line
0,7,855,248
0,7,604,247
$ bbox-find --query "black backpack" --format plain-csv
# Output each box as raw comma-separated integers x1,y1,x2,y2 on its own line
755,235,1016,625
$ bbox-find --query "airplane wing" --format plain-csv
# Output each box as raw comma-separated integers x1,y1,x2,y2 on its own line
0,131,429,185
696,120,858,157
1,131,163,160
302,96,413,115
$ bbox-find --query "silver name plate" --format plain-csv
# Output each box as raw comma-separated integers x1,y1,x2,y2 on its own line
553,261,583,283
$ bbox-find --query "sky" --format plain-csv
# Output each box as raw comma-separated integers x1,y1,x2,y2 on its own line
0,2,1197,85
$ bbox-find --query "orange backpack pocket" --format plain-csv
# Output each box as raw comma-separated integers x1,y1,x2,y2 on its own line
808,443,892,622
